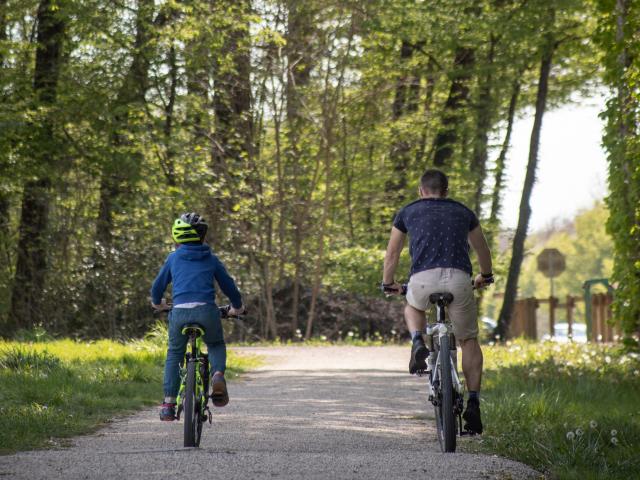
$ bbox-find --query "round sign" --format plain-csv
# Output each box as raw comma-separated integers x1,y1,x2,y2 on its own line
537,248,566,278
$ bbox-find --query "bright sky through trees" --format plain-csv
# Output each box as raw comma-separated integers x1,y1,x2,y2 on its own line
501,94,608,231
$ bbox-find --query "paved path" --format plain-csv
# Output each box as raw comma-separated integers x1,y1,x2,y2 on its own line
0,346,542,479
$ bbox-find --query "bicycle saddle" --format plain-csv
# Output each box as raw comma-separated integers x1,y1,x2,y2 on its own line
181,323,205,336
428,292,454,305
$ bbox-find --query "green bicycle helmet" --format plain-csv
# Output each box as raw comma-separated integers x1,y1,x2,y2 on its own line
172,212,208,243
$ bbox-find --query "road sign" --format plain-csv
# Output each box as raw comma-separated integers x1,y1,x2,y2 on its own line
537,248,566,278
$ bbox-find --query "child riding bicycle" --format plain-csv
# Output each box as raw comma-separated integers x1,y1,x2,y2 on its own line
151,212,245,421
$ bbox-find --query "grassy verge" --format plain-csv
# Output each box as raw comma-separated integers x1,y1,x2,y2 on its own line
469,339,640,480
0,329,260,455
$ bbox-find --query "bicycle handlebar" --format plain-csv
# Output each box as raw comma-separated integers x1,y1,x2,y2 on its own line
382,276,494,296
382,284,408,295
152,303,248,317
219,305,248,318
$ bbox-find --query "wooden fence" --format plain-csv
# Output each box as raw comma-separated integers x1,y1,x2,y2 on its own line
509,293,618,342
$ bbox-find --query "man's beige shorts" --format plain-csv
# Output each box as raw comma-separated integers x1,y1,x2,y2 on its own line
406,268,478,340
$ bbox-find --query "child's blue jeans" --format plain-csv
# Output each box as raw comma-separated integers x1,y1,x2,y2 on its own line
163,304,226,398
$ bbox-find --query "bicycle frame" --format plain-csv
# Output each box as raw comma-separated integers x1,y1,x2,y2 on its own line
425,303,464,400
177,326,212,447
422,296,467,452
177,333,206,403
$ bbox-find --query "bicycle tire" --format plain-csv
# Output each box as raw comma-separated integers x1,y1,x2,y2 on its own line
194,357,208,447
183,360,197,447
438,334,456,452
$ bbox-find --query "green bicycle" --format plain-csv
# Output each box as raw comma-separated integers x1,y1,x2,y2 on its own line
176,323,210,447
174,305,234,448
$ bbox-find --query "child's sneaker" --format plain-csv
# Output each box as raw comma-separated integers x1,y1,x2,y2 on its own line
159,402,176,421
211,373,229,407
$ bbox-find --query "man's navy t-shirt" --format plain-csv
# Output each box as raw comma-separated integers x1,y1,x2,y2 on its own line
393,198,479,277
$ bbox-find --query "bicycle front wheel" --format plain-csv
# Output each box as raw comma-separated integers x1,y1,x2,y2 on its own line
435,334,456,453
183,360,197,447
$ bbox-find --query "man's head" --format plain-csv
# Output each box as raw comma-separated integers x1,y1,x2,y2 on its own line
172,212,208,244
419,169,448,198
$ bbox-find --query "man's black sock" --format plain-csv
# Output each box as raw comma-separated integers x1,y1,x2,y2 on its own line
468,391,480,402
411,331,423,343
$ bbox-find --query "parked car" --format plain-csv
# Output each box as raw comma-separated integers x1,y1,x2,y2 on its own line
541,322,587,343
479,316,497,342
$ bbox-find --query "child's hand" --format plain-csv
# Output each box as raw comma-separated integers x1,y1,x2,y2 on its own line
152,298,171,311
228,305,246,316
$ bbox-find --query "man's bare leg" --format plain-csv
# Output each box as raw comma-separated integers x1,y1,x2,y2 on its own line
460,337,484,433
405,304,429,373
405,304,427,332
460,337,483,392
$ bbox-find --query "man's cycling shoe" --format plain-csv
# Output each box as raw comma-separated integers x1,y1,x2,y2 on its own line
159,402,176,421
409,339,429,374
211,373,229,407
463,398,483,434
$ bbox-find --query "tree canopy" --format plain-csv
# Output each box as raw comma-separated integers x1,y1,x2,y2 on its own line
0,0,636,341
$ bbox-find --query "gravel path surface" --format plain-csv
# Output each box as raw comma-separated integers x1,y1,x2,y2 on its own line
0,346,542,479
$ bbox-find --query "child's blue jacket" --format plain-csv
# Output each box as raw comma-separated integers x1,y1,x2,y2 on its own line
150,244,242,308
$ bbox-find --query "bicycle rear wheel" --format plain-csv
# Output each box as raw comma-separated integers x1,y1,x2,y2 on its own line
194,357,209,447
183,360,197,447
435,334,456,453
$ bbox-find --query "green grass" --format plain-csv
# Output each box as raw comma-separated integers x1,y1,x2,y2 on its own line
468,339,640,480
0,330,260,454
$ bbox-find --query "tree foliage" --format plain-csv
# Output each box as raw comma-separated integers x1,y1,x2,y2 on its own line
596,0,640,337
0,0,620,339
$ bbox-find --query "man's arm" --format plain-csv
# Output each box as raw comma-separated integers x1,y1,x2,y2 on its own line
383,226,406,287
468,225,493,286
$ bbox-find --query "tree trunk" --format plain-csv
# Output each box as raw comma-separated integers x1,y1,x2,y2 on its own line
610,0,640,334
415,58,437,164
488,77,521,234
496,29,556,341
160,44,177,188
93,0,153,251
432,47,474,167
10,0,65,332
385,40,421,201
305,115,333,340
286,0,315,336
210,1,266,336
0,0,9,230
82,0,154,335
471,36,496,216
210,0,253,240
0,0,6,63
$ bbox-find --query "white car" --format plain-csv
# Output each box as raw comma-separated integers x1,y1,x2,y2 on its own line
542,322,587,343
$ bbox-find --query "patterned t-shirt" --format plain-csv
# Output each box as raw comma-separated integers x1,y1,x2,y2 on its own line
393,198,479,277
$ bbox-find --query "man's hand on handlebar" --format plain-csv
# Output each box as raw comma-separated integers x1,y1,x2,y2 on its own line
473,273,495,289
381,281,405,296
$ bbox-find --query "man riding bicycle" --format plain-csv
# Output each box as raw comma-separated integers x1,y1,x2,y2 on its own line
382,169,493,434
